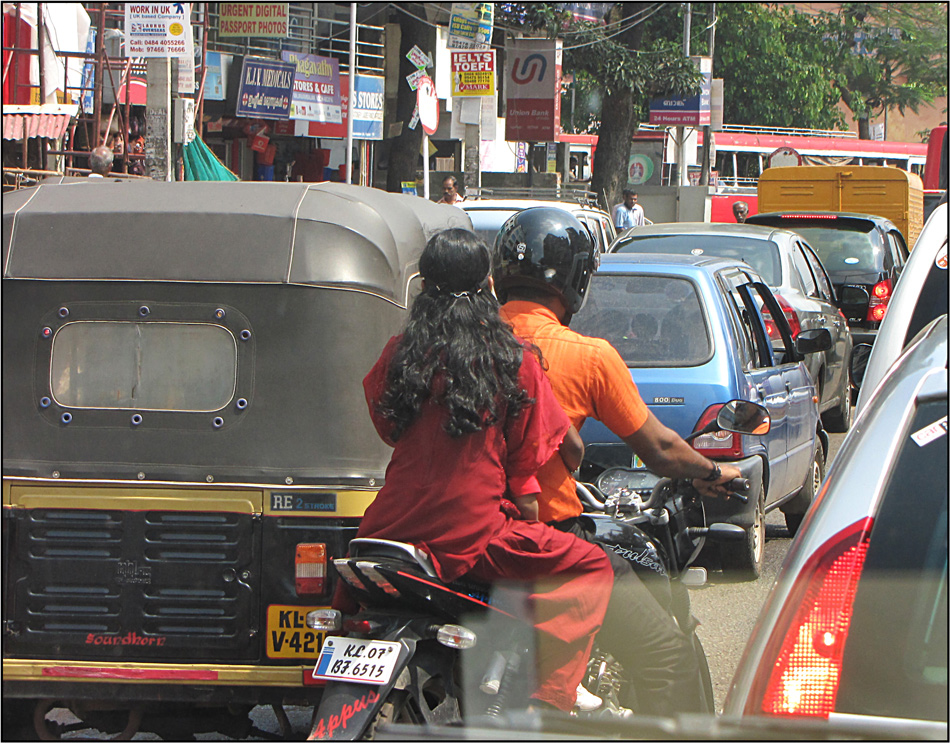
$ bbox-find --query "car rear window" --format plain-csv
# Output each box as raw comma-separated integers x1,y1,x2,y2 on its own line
465,209,516,246
573,274,712,367
905,243,949,347
613,235,781,285
776,223,883,275
835,398,948,722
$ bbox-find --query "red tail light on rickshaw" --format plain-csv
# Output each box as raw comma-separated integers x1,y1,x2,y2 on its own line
295,543,327,595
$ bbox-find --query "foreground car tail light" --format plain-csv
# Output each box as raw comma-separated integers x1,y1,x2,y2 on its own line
747,517,873,718
691,404,743,459
866,278,892,323
295,543,327,595
761,295,801,340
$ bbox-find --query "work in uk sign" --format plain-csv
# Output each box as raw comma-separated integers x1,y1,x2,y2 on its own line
124,3,191,58
451,50,495,97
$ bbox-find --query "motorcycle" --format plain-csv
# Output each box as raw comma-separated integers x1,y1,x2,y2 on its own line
305,400,770,739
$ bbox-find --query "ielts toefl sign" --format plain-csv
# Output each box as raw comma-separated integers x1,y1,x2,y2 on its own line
505,38,561,142
451,50,495,97
649,56,712,127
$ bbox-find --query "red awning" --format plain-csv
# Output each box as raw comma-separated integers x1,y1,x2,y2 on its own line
3,103,78,140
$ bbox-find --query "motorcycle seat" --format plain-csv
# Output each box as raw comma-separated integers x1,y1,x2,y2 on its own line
348,538,439,578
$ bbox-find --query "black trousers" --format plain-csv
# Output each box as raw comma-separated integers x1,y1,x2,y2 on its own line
551,516,707,716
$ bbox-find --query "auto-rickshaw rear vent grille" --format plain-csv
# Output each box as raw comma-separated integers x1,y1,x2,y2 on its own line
10,508,259,658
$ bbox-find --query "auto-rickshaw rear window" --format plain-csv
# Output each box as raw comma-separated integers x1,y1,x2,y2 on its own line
50,322,237,411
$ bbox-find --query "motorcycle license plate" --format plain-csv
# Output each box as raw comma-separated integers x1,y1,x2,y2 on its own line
312,637,401,685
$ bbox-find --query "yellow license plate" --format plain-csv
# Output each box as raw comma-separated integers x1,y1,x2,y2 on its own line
266,605,327,659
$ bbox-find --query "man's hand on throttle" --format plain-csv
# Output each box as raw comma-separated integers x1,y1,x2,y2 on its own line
692,463,743,497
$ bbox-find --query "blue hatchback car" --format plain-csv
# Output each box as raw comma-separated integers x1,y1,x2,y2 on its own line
572,253,831,578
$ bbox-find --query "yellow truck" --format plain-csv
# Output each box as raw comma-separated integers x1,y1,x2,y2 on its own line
757,165,924,247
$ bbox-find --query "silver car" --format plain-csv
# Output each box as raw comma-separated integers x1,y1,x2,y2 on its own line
611,223,854,433
724,315,947,737
854,201,948,414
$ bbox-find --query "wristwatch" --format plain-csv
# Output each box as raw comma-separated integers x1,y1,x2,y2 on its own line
702,462,722,482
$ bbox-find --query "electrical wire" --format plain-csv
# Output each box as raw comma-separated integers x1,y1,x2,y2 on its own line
391,2,668,53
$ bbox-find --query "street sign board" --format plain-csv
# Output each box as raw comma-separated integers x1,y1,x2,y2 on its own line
451,50,495,97
649,56,712,127
124,3,190,58
281,52,342,124
504,38,561,142
219,3,288,38
235,56,295,120
417,76,439,135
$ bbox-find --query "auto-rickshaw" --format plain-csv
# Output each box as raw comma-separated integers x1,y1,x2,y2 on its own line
1,180,471,739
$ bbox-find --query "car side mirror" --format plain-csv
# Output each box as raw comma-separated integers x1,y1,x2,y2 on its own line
716,400,771,436
795,328,832,355
850,343,873,389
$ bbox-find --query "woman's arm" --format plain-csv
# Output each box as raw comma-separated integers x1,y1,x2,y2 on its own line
513,493,539,521
559,424,585,472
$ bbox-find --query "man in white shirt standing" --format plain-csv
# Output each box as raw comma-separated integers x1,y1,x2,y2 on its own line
613,189,645,230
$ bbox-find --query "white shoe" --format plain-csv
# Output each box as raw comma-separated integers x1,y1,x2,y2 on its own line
574,683,603,712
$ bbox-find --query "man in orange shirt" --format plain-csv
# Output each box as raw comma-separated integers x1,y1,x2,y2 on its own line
494,207,741,716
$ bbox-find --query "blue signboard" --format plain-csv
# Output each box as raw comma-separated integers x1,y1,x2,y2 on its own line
649,56,711,127
352,74,385,140
236,56,295,120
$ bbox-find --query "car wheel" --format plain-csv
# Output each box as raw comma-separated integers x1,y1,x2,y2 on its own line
783,442,825,537
719,483,764,581
822,365,852,433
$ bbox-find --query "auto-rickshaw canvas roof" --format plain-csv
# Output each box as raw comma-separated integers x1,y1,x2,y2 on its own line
2,181,472,307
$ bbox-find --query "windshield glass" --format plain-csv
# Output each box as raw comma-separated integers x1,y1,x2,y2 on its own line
779,224,883,274
465,209,517,246
572,274,712,367
836,398,948,721
613,235,781,286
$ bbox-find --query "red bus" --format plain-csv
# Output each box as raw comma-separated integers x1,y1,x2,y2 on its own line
560,125,929,223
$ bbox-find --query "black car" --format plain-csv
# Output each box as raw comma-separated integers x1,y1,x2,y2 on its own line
746,212,909,344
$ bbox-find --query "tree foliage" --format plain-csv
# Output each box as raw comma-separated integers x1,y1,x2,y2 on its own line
714,4,845,130
816,2,948,138
497,2,703,209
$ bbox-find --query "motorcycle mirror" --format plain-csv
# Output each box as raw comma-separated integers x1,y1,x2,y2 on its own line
716,400,770,436
706,523,748,542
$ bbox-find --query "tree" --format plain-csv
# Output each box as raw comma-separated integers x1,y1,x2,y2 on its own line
714,4,844,130
498,3,702,210
385,4,434,193
818,2,948,139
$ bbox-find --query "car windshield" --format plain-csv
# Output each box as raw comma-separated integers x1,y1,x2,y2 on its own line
466,209,517,246
572,274,712,367
779,224,883,274
613,235,781,286
835,398,948,722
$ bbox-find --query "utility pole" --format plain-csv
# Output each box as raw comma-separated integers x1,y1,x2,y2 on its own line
699,3,715,186
145,58,172,181
675,3,692,188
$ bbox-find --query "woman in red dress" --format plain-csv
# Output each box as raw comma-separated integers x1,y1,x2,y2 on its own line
355,228,613,712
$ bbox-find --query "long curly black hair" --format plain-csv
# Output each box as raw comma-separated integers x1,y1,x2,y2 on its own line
377,229,535,440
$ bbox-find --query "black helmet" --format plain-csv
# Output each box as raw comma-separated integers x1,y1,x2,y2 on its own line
492,207,596,315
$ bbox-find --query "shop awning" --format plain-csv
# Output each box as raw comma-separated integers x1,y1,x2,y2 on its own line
2,103,78,140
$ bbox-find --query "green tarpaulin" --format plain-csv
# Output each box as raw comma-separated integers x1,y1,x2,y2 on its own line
182,135,239,181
